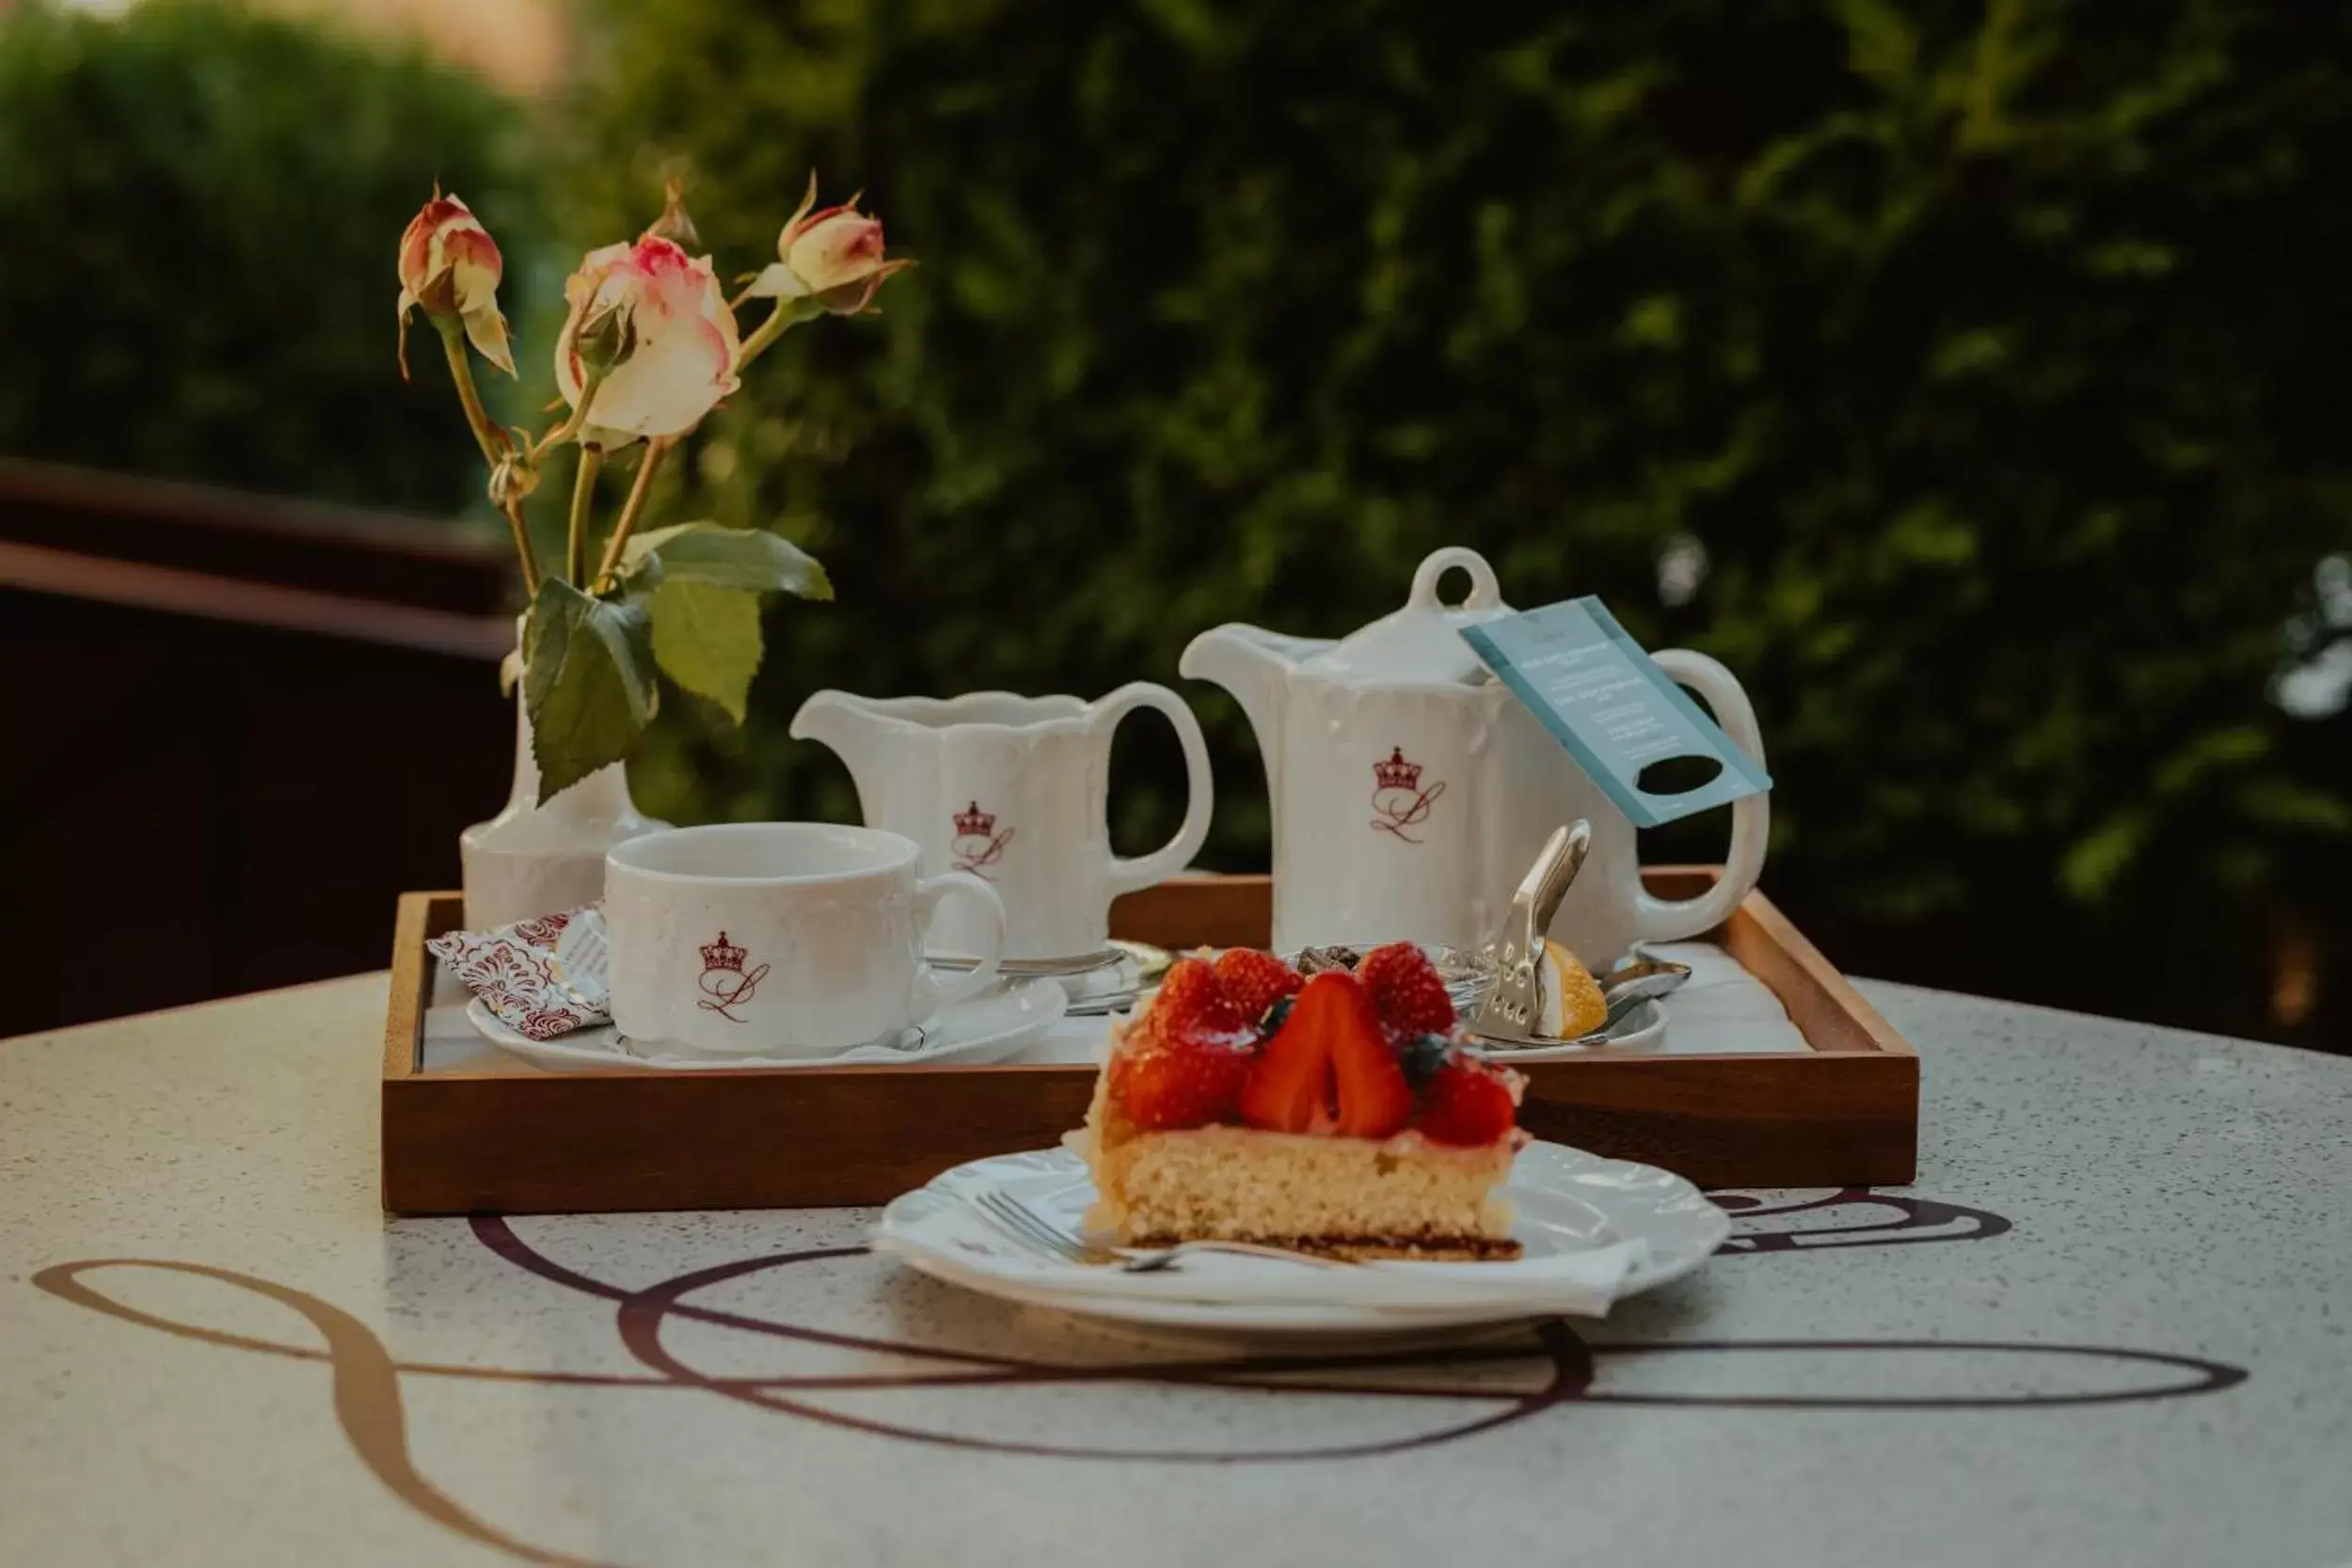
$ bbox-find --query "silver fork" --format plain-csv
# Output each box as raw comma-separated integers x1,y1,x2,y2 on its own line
973,1189,1356,1275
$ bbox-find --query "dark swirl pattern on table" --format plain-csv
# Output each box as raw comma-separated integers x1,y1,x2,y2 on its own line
30,1187,2241,1568
1711,1185,2015,1251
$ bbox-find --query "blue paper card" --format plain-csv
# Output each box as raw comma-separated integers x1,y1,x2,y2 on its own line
1459,598,1770,829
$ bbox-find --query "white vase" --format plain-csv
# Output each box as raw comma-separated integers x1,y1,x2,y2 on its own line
459,671,668,930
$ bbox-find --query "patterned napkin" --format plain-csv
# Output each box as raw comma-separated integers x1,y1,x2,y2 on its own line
427,908,612,1040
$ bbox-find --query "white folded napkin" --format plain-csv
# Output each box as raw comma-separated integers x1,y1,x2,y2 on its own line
874,1189,1652,1318
1024,1236,1650,1315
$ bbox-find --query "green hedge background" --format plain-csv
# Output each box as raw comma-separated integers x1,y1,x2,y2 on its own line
0,0,549,514
5,0,2346,1045
566,0,2350,1045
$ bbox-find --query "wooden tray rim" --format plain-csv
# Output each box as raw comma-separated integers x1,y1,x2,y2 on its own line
387,870,1913,1085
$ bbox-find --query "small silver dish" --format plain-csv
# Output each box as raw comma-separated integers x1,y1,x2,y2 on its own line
1049,940,1177,1018
1279,942,1498,1019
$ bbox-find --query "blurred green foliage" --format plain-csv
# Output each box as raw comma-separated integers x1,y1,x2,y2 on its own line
67,0,2313,1045
565,0,2352,1043
0,0,552,514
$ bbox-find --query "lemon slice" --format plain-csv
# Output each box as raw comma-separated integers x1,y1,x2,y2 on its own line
1536,938,1607,1039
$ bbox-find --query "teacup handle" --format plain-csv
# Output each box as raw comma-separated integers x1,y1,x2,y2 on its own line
1092,682,1216,897
911,872,1006,1014
1632,649,1771,942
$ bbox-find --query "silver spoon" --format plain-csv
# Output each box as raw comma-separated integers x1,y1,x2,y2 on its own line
1593,958,1692,1008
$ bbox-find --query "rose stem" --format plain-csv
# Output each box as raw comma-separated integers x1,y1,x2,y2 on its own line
440,325,540,594
594,436,669,590
565,445,604,585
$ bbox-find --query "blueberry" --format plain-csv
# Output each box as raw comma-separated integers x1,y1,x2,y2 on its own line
1396,1033,1451,1085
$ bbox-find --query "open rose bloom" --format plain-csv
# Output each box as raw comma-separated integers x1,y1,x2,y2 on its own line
745,179,914,316
396,194,515,375
555,235,742,439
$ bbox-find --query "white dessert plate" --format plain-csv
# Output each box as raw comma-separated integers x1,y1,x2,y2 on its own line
466,977,1068,1073
871,1142,1728,1336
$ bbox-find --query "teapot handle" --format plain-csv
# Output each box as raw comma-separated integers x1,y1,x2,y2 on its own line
1407,546,1503,611
1631,649,1771,943
1092,683,1216,898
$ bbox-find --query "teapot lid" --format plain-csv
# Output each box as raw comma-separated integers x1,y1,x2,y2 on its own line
1301,546,1516,685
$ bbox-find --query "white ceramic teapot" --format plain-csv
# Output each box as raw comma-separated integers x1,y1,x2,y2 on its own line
1180,546,1769,964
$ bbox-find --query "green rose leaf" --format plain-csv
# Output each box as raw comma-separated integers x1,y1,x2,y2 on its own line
648,579,763,724
622,519,832,599
523,577,659,802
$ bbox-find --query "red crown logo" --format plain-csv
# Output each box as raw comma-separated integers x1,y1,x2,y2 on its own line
953,800,996,837
1373,748,1422,792
699,931,747,973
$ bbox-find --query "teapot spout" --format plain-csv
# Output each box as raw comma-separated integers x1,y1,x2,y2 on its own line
1180,625,1323,794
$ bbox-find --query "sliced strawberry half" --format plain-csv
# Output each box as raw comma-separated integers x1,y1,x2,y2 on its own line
1238,972,1340,1133
1326,975,1414,1138
1239,971,1414,1138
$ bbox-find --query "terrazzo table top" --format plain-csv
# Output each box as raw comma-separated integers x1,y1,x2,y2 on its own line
3,973,2347,1568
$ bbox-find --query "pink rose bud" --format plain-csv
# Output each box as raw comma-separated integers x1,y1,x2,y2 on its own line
396,192,516,378
743,174,914,316
645,173,701,248
554,234,742,439
572,297,640,379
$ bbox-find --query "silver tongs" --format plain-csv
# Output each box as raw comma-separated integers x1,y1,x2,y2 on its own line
1470,821,1591,1045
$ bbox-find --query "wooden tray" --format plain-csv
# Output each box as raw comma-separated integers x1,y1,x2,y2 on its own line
382,872,1916,1214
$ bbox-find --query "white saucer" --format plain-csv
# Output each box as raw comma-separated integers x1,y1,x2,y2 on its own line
872,1142,1728,1337
465,977,1069,1073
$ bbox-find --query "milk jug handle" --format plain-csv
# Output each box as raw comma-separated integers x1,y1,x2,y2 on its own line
1092,683,1216,899
1630,649,1771,944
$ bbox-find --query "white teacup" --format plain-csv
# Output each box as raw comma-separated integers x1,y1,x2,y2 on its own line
603,823,1005,1057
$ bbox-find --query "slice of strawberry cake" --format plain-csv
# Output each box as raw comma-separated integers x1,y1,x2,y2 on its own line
1071,944,1529,1260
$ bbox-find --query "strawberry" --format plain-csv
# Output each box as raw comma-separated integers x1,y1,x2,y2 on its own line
1213,947,1303,1023
1111,1035,1254,1130
1238,971,1413,1138
1327,982,1414,1139
1149,956,1252,1046
1416,1051,1521,1147
1357,942,1455,1037
1239,971,1343,1133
